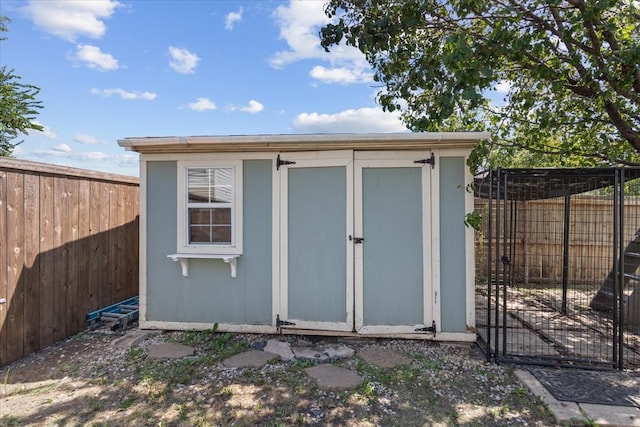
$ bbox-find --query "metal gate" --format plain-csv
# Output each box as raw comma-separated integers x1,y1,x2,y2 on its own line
475,168,640,370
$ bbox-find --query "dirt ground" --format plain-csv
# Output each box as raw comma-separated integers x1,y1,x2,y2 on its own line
0,326,558,427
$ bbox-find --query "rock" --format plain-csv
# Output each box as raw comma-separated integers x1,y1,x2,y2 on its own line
264,340,295,362
147,343,195,360
222,350,280,368
304,365,363,390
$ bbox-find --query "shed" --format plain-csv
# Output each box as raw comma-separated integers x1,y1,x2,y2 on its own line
118,132,489,341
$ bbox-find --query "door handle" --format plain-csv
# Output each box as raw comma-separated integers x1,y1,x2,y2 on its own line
349,235,364,244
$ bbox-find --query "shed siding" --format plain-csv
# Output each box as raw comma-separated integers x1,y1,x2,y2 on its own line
145,160,272,325
439,157,467,332
146,161,179,322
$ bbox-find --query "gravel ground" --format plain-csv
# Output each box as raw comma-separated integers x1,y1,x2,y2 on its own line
0,327,557,426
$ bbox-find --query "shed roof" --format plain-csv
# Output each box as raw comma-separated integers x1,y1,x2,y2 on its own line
118,132,490,154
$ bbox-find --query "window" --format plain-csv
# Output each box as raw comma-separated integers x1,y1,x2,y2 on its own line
177,161,243,255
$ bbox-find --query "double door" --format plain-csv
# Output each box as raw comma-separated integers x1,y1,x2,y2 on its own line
278,150,434,334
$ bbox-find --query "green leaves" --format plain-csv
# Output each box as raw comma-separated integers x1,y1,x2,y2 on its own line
0,18,43,156
320,0,640,171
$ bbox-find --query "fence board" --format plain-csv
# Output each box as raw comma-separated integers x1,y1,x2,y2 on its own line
77,180,91,332
110,184,122,302
6,172,24,364
0,171,7,366
66,178,80,335
23,173,40,355
53,176,68,342
39,175,54,349
99,183,111,308
88,181,101,313
0,159,139,367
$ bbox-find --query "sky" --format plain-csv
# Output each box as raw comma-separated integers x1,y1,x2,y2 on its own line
0,0,418,177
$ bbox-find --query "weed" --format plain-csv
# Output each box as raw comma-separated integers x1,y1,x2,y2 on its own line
0,415,20,427
118,395,137,410
2,368,9,393
294,413,304,425
447,409,459,425
356,380,377,401
219,386,233,398
85,397,103,413
177,403,189,420
411,353,443,372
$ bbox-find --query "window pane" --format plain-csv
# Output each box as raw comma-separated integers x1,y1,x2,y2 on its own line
212,208,231,225
187,168,233,203
188,208,232,244
212,226,231,244
190,208,211,225
190,225,211,243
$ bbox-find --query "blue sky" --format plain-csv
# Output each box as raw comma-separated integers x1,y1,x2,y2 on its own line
0,0,414,176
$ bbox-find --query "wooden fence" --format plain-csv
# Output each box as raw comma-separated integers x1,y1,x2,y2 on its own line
475,195,640,285
0,159,139,367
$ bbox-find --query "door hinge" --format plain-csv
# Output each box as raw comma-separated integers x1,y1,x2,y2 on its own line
276,314,296,332
414,153,435,169
276,154,297,170
349,235,364,244
415,320,436,335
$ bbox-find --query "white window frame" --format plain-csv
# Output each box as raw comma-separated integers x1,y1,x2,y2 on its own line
176,160,243,255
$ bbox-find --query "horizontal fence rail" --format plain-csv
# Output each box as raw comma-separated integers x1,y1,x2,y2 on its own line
0,159,139,366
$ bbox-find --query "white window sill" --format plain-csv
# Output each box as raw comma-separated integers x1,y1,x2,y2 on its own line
168,254,240,279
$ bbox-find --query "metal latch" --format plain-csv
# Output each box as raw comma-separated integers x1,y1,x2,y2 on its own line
414,153,435,168
349,235,364,244
276,154,297,170
415,320,436,335
276,314,296,332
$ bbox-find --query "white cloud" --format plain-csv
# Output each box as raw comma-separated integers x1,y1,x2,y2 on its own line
23,0,120,42
188,97,216,111
270,1,332,68
91,88,157,100
74,134,100,144
230,100,264,114
168,46,200,74
53,143,72,152
71,44,119,71
310,66,372,84
28,122,58,139
225,7,243,30
32,147,109,160
293,107,407,133
270,1,371,85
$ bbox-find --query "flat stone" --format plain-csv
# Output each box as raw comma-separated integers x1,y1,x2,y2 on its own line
579,403,640,427
292,346,330,363
292,344,355,363
112,330,154,350
264,340,295,362
323,344,355,360
514,370,584,425
147,343,195,360
358,346,412,368
304,365,363,390
223,350,280,368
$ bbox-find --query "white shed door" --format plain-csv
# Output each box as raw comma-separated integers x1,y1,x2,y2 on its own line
278,151,432,334
354,156,433,334
278,151,354,332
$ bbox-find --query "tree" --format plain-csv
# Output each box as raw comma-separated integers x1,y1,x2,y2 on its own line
320,0,640,171
0,16,43,156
